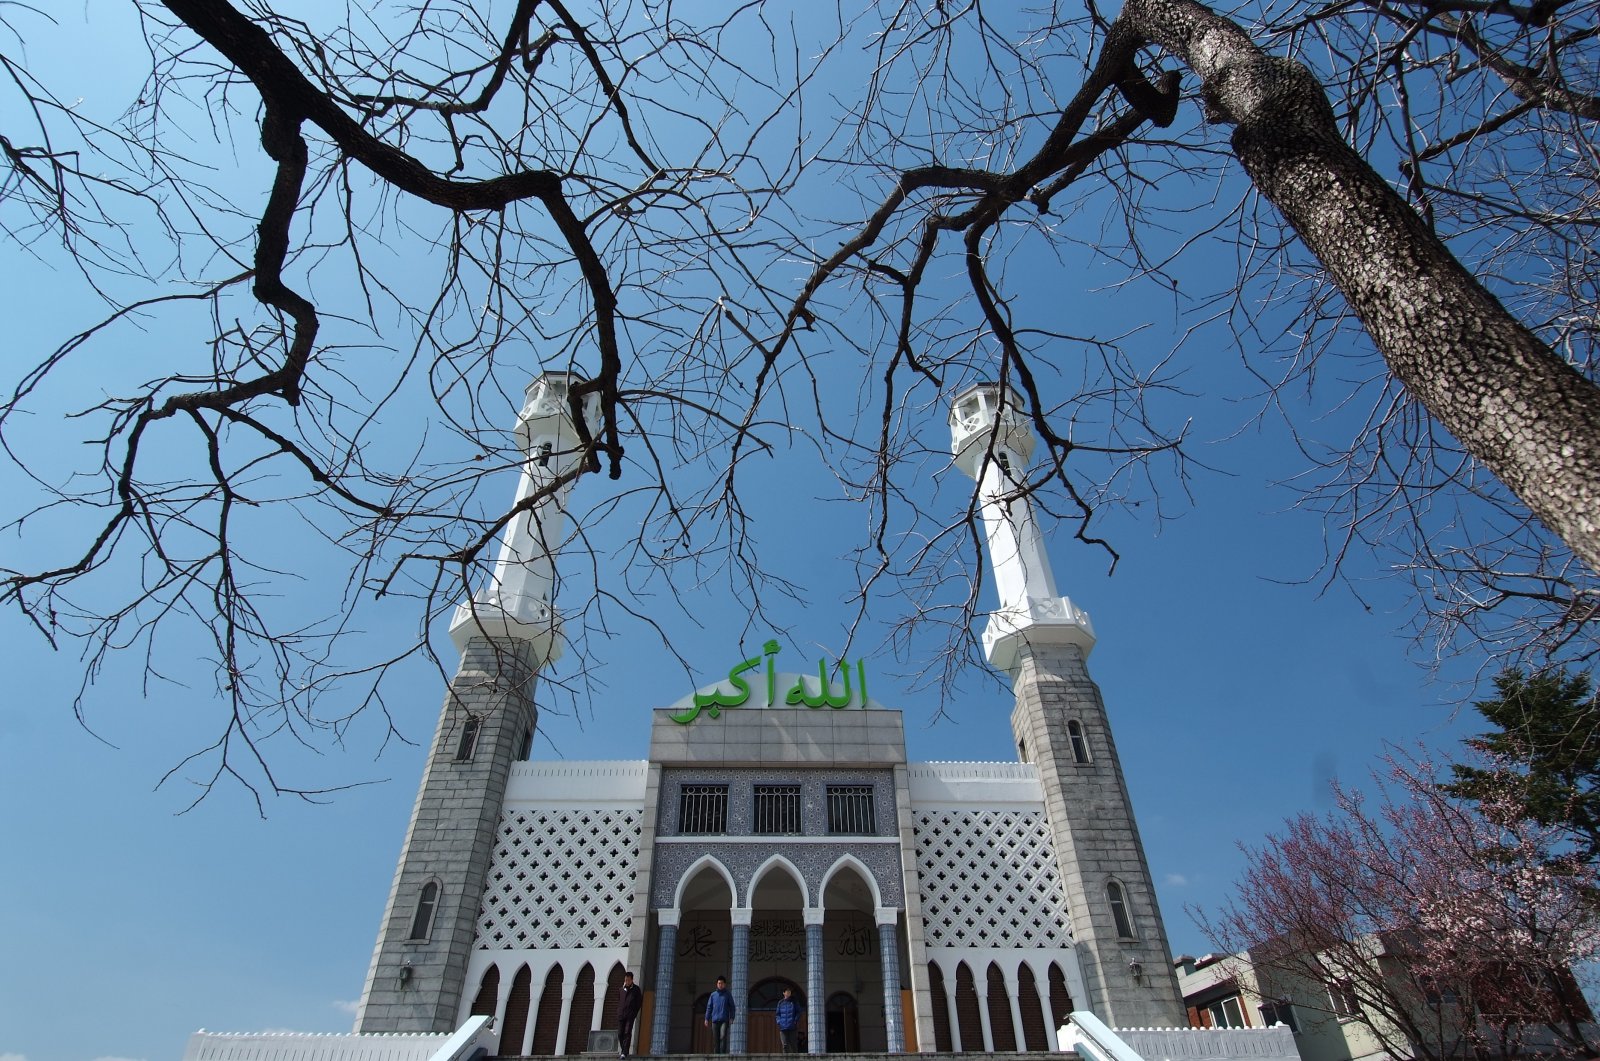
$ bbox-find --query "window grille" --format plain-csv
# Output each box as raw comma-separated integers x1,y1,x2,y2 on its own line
754,785,801,834
680,784,729,834
827,785,876,834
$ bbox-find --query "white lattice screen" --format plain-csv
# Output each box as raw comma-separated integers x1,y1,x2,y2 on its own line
476,808,641,949
913,809,1071,947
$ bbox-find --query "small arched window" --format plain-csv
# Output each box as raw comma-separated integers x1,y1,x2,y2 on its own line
1067,720,1090,764
409,881,440,940
537,441,554,468
455,718,482,762
1106,881,1136,939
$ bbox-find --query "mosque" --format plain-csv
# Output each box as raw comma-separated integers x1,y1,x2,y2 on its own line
342,373,1190,1057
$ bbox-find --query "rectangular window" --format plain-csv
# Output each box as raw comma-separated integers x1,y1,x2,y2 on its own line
1206,996,1247,1028
679,784,728,834
827,785,876,834
1258,1001,1298,1032
454,718,481,762
1329,980,1361,1019
754,785,801,834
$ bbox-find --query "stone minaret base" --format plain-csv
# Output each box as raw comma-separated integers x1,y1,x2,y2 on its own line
1009,639,1184,1028
357,637,540,1031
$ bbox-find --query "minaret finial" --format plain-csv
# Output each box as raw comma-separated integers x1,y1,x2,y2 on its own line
448,371,598,661
949,382,1095,672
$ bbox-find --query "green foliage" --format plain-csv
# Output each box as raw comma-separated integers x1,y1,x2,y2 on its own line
1446,669,1600,862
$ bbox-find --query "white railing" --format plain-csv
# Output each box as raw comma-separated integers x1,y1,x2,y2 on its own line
1063,1011,1300,1061
183,1015,494,1061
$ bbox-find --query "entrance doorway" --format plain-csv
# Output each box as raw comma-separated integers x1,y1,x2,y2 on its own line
825,992,859,1052
748,978,805,1053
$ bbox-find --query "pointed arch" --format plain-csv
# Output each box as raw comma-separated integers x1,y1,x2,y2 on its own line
1048,962,1074,1030
985,962,1017,1052
954,962,984,1052
671,853,739,909
818,853,883,910
1017,962,1049,1050
749,853,809,907
565,962,597,1054
499,964,533,1057
531,964,565,1055
927,961,953,1053
600,962,626,1030
470,964,501,1018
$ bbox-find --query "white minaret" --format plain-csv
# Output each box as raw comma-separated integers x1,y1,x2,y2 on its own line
949,382,1095,671
448,372,596,658
951,382,1184,1028
359,371,598,1036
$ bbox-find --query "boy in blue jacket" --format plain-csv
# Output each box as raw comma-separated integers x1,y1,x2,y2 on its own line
705,976,736,1053
774,986,801,1053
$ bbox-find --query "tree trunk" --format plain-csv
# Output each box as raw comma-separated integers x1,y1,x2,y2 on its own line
1121,0,1600,573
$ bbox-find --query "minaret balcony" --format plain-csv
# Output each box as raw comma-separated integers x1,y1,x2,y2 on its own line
949,382,1037,479
514,373,602,454
447,588,564,663
981,593,1096,672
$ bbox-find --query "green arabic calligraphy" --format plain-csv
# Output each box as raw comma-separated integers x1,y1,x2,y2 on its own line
670,641,870,725
784,657,865,709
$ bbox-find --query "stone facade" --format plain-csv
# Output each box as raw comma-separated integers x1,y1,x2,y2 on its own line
356,636,541,1032
1010,639,1184,1027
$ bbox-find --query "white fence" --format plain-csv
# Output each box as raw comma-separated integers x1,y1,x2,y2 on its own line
182,1015,494,1061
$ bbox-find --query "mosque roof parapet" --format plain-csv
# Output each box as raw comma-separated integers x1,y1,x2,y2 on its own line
907,759,1044,804
504,759,650,803
648,700,906,766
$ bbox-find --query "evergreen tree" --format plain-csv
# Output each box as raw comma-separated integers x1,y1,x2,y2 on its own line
1447,670,1600,863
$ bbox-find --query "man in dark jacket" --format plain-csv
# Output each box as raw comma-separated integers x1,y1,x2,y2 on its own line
704,975,736,1053
774,986,801,1053
617,971,643,1059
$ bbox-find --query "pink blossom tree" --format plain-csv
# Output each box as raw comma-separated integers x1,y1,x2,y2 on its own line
1203,753,1598,1061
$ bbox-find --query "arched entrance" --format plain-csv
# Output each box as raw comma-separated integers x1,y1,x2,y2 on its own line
748,860,807,1053
668,863,734,1053
749,977,805,1053
822,864,885,1051
826,992,860,1052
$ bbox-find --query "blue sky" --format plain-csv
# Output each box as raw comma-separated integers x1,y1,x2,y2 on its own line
0,3,1503,1061
0,412,1485,1061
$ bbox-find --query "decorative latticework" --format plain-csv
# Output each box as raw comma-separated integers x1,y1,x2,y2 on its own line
912,809,1070,947
477,808,642,949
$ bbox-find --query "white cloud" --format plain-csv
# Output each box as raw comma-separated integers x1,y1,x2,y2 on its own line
332,999,360,1016
1163,872,1190,887
1,1052,29,1061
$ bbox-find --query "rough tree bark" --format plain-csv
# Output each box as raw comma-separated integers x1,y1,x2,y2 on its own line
1121,0,1600,574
